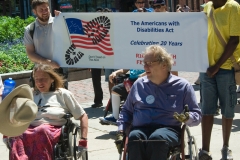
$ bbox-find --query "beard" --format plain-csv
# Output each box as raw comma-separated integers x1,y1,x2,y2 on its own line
36,12,50,23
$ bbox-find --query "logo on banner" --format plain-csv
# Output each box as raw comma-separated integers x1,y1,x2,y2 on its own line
64,16,113,65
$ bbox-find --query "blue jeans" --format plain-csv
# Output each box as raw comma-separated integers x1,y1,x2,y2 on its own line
200,68,237,118
128,126,180,160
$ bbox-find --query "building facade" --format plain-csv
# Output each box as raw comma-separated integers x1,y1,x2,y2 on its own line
1,0,240,18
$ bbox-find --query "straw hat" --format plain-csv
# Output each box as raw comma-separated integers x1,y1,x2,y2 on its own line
0,84,38,137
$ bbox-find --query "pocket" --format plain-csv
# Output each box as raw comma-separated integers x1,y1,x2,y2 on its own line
229,85,237,108
166,94,177,110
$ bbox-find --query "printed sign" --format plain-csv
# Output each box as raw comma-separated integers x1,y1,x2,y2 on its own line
53,12,208,72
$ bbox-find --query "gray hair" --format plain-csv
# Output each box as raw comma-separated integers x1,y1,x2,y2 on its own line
144,45,174,71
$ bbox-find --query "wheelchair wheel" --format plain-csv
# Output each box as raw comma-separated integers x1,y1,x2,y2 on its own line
184,126,198,160
68,123,88,160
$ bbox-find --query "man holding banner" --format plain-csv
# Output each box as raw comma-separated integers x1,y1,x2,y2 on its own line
24,0,69,89
199,0,240,159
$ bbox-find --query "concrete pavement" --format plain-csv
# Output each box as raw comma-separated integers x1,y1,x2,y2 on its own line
1,72,240,159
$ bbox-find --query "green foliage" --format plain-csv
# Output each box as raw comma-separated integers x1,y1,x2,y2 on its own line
0,16,35,73
0,44,34,74
0,16,35,42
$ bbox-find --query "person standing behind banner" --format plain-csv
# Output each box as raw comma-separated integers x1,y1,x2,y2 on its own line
199,1,240,159
90,7,115,108
182,4,190,12
176,4,184,12
24,0,68,89
133,0,153,12
152,0,178,76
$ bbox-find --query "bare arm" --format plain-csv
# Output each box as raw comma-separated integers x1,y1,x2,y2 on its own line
79,113,88,139
26,44,60,68
109,69,129,83
207,36,239,77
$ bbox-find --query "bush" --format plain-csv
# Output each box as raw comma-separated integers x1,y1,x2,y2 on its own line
0,40,34,74
0,16,35,73
0,16,35,42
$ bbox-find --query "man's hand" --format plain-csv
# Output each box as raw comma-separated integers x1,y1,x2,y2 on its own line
46,60,60,69
54,10,61,17
115,131,124,154
173,105,190,123
78,139,88,157
206,65,220,78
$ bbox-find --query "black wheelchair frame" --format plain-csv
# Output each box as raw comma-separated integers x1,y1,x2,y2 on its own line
53,114,88,160
119,124,198,160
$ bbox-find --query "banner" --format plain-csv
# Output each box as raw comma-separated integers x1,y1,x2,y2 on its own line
53,12,208,72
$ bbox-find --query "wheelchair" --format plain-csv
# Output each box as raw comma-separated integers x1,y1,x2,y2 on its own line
54,113,88,160
119,124,198,160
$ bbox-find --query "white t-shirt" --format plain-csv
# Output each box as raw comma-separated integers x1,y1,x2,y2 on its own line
31,88,85,126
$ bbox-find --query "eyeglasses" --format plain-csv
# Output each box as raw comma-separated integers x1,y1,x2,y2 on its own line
142,60,159,66
153,4,165,9
136,2,145,4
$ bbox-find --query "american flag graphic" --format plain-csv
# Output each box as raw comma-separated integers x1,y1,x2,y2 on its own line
65,17,114,56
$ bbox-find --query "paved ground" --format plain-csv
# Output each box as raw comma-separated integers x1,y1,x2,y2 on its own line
1,72,240,160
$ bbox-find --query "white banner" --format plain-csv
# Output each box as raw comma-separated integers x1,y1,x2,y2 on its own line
53,12,208,72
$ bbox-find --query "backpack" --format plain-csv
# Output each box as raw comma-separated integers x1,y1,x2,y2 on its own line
29,22,35,39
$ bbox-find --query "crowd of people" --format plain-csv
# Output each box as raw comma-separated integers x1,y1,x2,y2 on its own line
0,0,239,160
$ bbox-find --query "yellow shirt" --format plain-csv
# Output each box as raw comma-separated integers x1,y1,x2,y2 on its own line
204,0,240,69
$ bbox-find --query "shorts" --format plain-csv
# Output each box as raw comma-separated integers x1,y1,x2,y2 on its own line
104,69,116,82
200,68,237,118
112,78,137,99
112,83,128,99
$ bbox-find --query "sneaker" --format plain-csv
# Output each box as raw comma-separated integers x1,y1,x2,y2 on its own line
91,103,103,108
194,77,200,85
99,115,117,125
237,86,240,93
199,149,212,160
221,145,233,160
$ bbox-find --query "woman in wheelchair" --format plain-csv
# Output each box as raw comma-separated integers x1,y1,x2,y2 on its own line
115,45,202,160
99,69,145,125
8,64,88,160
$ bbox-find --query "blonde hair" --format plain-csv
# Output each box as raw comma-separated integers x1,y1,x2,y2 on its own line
144,45,174,71
33,64,65,91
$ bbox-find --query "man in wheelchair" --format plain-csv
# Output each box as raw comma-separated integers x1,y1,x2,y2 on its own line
115,45,202,160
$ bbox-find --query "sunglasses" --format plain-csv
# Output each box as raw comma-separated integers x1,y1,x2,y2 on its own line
142,60,159,67
136,2,145,4
153,4,165,9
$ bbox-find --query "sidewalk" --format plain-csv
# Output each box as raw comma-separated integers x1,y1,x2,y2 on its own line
1,72,240,160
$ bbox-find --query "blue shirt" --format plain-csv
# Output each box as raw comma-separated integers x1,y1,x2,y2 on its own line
129,69,145,80
117,74,202,131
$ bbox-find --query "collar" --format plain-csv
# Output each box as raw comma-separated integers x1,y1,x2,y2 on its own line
35,15,54,27
142,73,173,86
